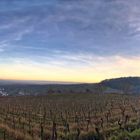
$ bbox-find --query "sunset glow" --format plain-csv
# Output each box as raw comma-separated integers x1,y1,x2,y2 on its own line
0,0,140,82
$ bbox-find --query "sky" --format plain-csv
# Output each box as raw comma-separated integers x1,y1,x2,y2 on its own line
0,0,140,83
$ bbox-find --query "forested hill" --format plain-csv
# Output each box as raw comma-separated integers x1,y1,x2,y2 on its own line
100,77,140,94
100,77,140,89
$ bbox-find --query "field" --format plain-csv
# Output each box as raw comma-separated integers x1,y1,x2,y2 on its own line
0,93,140,140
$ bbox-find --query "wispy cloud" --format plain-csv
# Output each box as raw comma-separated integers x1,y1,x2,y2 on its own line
0,0,140,81
1,0,140,55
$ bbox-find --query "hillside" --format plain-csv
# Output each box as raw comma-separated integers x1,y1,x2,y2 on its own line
0,83,96,96
0,77,140,96
100,77,140,94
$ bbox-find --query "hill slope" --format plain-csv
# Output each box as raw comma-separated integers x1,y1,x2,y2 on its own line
100,77,140,94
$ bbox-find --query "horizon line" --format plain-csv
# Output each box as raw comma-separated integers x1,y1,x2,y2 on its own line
0,76,139,85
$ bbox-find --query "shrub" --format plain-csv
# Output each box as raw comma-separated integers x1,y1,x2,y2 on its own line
130,129,140,140
115,131,131,140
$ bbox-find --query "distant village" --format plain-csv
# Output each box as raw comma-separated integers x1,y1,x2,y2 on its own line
0,88,8,96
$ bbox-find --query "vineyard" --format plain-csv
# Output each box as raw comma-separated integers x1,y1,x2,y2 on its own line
0,93,140,140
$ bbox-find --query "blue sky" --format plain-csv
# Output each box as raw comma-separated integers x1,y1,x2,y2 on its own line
0,0,140,82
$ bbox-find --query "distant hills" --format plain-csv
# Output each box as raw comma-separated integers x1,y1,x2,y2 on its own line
100,77,140,94
0,77,140,96
101,77,140,88
0,79,79,85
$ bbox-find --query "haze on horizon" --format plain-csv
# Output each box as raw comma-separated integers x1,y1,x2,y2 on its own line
0,0,140,83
